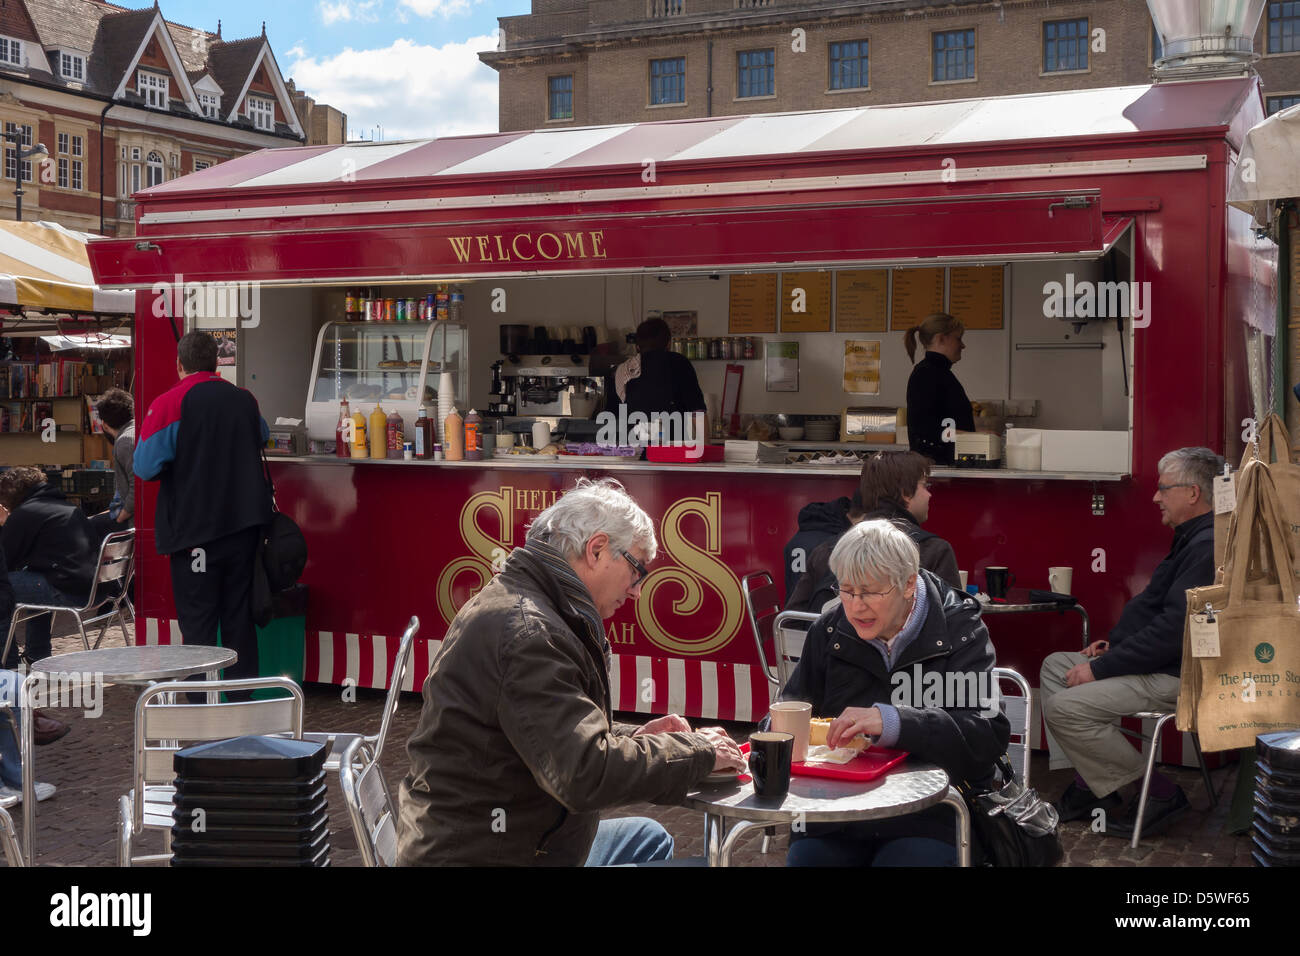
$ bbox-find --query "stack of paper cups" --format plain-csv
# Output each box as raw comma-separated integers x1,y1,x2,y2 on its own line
436,371,455,445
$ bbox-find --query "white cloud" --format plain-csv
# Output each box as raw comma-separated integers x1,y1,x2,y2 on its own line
319,1,382,25
286,35,500,140
399,0,473,18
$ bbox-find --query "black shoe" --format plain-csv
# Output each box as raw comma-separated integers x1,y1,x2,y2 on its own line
1105,787,1189,839
1054,780,1121,822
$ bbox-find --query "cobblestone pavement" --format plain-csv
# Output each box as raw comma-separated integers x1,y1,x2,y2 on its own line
5,625,1253,867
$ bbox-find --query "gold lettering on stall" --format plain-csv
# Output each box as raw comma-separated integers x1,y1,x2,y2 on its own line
446,231,609,264
607,622,637,645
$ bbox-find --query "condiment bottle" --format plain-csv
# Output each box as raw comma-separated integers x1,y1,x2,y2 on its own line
464,408,482,461
336,398,351,458
414,405,433,459
351,409,368,458
369,404,387,460
444,407,464,460
386,407,404,459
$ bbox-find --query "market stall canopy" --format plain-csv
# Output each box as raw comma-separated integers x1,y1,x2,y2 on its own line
0,220,135,314
87,77,1261,288
1227,102,1300,228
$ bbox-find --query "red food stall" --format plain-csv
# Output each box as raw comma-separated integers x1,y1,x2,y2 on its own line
87,76,1275,762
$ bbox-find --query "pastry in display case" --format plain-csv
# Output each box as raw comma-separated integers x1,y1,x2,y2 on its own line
305,320,468,444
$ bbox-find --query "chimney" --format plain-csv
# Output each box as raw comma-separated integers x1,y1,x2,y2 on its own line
1148,0,1268,79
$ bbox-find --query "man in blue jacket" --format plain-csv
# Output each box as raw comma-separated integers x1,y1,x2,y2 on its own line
1039,447,1219,838
134,332,271,681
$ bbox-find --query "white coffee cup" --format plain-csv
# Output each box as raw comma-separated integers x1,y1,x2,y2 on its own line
1049,566,1073,595
532,421,552,450
768,700,812,763
959,570,969,590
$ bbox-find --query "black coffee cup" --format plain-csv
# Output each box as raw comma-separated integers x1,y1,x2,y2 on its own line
748,732,794,799
985,566,1015,599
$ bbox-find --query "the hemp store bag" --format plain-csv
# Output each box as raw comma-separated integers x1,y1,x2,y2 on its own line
1195,461,1300,752
1214,415,1300,577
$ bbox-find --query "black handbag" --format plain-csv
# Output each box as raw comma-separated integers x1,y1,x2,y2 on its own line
960,755,1064,867
258,448,308,594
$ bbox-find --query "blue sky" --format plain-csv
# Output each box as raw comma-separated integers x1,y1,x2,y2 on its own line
140,0,528,140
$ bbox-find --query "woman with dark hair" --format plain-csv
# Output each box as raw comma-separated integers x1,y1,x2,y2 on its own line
613,318,706,442
904,312,974,466
0,467,98,666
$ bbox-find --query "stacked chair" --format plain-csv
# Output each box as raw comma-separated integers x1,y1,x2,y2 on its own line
1253,730,1300,867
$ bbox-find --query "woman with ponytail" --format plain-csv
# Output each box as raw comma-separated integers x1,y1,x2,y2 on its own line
904,312,973,465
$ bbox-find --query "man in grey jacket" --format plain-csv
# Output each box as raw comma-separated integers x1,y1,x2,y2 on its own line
89,388,134,540
398,478,745,866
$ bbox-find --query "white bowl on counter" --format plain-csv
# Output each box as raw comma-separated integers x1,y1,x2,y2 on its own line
778,427,804,441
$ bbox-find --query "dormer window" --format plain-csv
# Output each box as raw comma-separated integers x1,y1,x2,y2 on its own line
0,36,23,67
59,52,85,81
246,95,274,131
138,70,169,109
199,92,220,119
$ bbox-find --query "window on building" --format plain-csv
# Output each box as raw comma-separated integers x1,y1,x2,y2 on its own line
648,0,685,16
57,132,68,154
737,49,775,97
59,52,85,80
650,58,686,105
57,157,67,188
829,40,869,90
548,75,573,120
195,159,213,171
932,29,976,82
247,96,274,131
3,122,33,181
131,146,141,161
138,71,169,108
1043,18,1089,72
72,135,82,157
71,159,82,191
199,92,220,119
132,163,140,193
0,37,23,67
146,151,164,188
1268,1,1300,53
1267,93,1300,113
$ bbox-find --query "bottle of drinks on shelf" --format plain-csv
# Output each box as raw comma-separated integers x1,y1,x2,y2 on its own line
464,408,482,461
386,407,404,460
336,398,352,457
414,405,434,459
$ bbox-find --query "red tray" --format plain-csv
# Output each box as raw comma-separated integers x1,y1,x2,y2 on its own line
645,444,724,463
791,747,910,782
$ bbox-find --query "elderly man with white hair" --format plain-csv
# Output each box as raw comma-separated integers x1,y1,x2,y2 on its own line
398,477,745,867
778,518,1009,867
1040,446,1219,839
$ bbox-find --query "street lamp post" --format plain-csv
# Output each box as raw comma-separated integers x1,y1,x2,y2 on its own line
2,131,49,221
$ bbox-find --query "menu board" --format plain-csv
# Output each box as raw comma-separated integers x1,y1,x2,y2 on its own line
779,271,832,332
835,270,889,332
889,267,945,330
949,266,1005,330
728,274,778,333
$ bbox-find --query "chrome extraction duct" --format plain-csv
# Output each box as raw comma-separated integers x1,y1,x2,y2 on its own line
1147,0,1268,79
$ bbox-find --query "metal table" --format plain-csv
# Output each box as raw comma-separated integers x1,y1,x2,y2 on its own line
18,643,237,865
979,590,1090,647
682,761,971,866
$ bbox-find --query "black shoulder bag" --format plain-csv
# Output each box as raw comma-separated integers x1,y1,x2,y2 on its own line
254,447,308,626
959,755,1064,867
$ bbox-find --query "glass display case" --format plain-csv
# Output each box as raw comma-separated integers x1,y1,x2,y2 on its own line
305,321,468,443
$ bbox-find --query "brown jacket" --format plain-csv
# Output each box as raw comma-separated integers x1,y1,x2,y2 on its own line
396,546,715,866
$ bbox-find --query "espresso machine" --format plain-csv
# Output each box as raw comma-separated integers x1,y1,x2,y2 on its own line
497,354,603,418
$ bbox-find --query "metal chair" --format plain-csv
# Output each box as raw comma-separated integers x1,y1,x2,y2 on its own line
116,676,305,866
2,529,136,665
0,804,21,868
1122,712,1217,849
338,737,398,867
303,615,418,772
771,610,819,687
741,572,783,686
992,667,1032,787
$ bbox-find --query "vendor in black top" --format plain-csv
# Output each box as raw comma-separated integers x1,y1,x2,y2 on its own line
904,312,974,465
614,318,706,441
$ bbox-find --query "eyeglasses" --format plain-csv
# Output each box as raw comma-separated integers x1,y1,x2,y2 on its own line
620,549,649,585
1156,483,1196,493
832,584,897,604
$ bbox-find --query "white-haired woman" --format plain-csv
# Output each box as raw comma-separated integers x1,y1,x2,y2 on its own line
778,519,1008,866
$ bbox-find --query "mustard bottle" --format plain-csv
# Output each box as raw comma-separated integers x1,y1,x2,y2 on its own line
351,410,368,459
369,404,387,460
444,407,464,461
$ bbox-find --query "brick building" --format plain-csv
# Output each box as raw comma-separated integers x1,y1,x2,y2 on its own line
482,0,1300,132
0,0,345,237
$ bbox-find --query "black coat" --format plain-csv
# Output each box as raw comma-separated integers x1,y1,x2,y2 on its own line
1,483,98,599
780,569,1009,845
782,497,852,602
623,349,706,421
906,352,974,465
